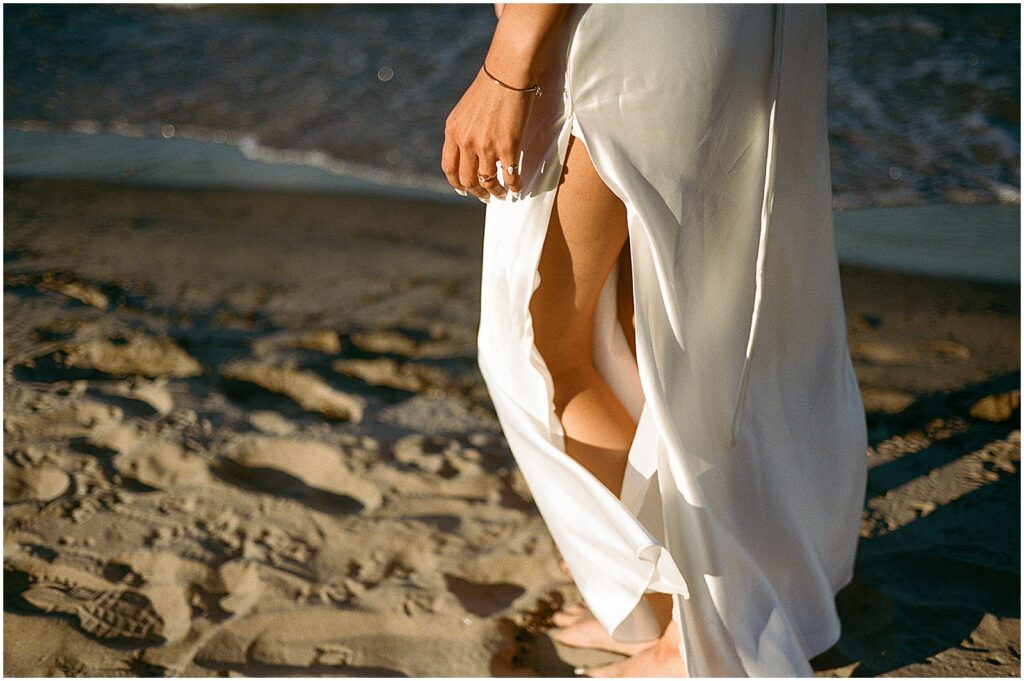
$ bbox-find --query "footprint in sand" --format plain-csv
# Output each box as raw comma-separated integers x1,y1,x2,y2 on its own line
349,324,470,360
221,434,383,512
247,410,299,436
251,329,342,355
969,390,1020,422
850,338,972,367
221,359,365,422
332,357,449,394
349,328,424,357
60,335,203,378
96,377,175,417
87,421,210,490
390,433,486,477
45,279,111,310
5,271,110,311
5,396,122,442
392,433,459,474
5,544,189,644
4,459,71,503
442,573,526,618
23,585,165,642
195,606,511,677
859,387,917,414
217,559,264,615
849,339,919,366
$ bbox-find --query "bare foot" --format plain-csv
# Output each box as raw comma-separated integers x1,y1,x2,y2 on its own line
582,617,686,677
583,639,685,677
550,603,658,656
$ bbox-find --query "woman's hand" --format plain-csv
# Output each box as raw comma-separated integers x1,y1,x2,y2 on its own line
441,4,570,203
441,66,533,202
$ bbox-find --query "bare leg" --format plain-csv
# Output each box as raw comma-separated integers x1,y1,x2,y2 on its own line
529,132,634,498
530,133,682,673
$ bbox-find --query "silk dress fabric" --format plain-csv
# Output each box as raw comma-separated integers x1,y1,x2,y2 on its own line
476,4,868,677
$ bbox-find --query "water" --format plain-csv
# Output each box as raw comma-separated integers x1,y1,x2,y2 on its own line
4,3,1019,207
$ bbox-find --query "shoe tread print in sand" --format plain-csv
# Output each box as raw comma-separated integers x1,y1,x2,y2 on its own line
5,539,169,644
5,527,271,674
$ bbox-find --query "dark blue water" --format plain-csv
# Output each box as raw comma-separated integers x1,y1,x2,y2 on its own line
4,3,1019,207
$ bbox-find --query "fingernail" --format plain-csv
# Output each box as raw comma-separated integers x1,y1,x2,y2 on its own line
478,195,490,204
512,191,521,200
454,188,468,196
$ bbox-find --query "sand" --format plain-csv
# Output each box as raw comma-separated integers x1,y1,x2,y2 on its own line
3,177,1019,677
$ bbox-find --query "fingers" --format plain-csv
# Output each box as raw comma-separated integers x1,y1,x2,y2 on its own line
440,134,466,196
491,136,523,197
499,153,524,196
457,149,489,201
442,115,523,202
478,154,507,201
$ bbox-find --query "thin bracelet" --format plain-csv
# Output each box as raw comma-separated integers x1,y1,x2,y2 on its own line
482,61,542,98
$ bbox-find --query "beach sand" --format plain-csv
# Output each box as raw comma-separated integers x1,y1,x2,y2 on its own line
3,177,1019,677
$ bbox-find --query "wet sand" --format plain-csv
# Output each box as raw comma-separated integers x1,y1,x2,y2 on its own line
3,177,1019,677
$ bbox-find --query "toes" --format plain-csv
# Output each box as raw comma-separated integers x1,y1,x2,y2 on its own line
549,627,573,644
551,612,576,627
551,613,583,627
551,604,587,626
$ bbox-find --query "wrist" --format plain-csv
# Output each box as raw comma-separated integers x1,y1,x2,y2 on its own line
481,46,544,89
484,4,569,86
481,61,543,98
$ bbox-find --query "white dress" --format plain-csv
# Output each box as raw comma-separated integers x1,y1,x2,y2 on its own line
476,4,868,677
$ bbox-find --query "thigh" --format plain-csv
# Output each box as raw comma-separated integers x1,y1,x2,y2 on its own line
529,133,629,370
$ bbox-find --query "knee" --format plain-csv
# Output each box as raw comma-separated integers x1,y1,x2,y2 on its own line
532,314,590,372
531,319,597,410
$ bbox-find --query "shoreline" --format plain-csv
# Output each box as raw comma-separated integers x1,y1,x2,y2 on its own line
5,127,1021,285
4,126,463,205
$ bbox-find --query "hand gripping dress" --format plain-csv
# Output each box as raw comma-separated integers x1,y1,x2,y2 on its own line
476,4,869,677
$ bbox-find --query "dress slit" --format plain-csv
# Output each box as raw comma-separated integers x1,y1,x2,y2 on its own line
515,107,693,645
